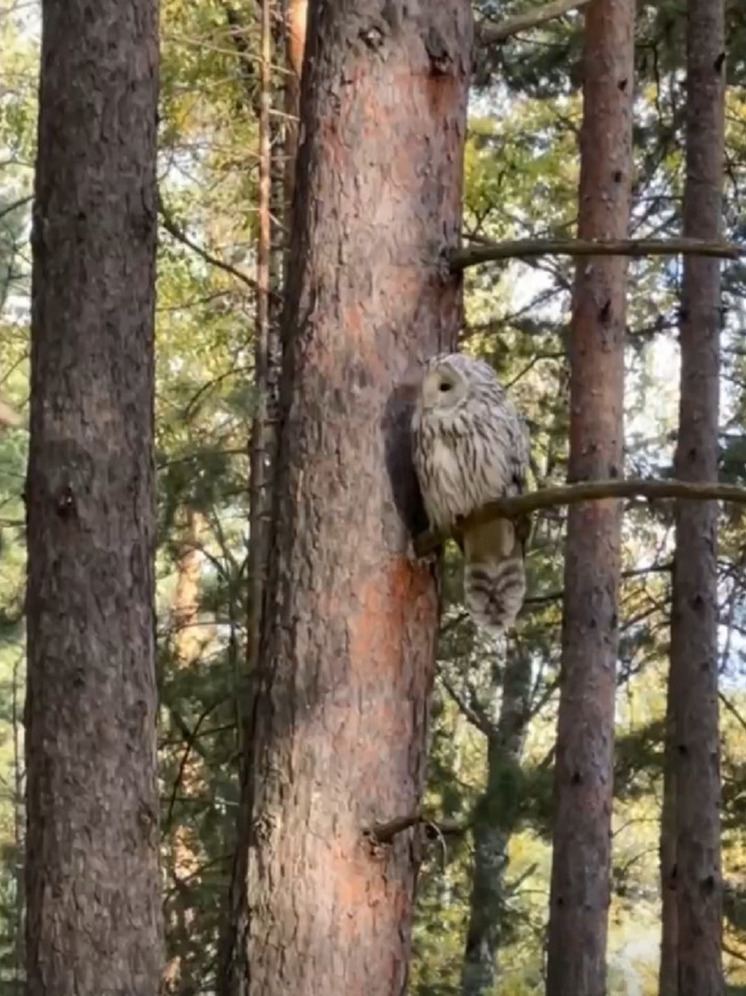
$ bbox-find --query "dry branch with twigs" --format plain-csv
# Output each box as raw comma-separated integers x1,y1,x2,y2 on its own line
477,0,595,45
414,479,746,557
450,237,744,271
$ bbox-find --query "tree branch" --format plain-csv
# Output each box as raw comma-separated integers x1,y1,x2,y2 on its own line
414,479,746,557
438,669,496,737
365,812,469,844
450,237,745,271
0,195,33,222
158,193,261,294
719,691,746,737
478,0,593,45
723,942,746,967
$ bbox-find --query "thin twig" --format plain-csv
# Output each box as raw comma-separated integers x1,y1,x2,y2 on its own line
438,669,496,738
723,943,746,967
0,195,32,221
158,193,261,294
414,479,746,557
478,0,594,45
719,692,746,737
450,237,744,271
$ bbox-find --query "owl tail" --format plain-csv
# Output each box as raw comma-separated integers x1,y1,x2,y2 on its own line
463,519,527,635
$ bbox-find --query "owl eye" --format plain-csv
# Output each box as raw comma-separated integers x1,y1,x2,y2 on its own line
438,381,452,392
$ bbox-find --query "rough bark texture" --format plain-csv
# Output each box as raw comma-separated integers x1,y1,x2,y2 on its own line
247,0,274,681
461,646,532,996
24,1,162,993
669,0,726,992
282,0,308,217
240,2,472,994
545,3,634,994
658,701,679,996
218,6,283,993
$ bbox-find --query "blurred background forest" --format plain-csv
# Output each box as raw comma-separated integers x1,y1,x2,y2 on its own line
1,0,745,993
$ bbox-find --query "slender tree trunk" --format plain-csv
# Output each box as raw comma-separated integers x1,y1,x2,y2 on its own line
545,3,635,994
242,2,472,993
163,509,209,995
658,701,678,996
282,0,308,221
11,653,23,996
461,645,532,996
24,0,162,993
668,1,726,993
247,0,274,684
217,4,283,991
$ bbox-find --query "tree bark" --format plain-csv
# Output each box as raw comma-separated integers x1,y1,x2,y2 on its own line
658,695,679,996
238,2,472,994
668,0,726,992
24,0,162,993
461,646,532,996
545,3,635,995
282,0,308,219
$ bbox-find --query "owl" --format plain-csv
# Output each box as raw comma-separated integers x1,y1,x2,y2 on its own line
411,352,531,636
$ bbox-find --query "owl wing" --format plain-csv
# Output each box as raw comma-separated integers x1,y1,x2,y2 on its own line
462,407,531,635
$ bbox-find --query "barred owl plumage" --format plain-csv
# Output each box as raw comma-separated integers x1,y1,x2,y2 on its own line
412,352,531,636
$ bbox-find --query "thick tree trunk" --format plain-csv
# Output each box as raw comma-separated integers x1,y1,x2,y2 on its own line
461,646,532,996
239,2,472,994
24,1,162,993
669,1,726,993
545,3,635,995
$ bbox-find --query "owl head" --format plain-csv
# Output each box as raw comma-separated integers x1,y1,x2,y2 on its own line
418,352,503,413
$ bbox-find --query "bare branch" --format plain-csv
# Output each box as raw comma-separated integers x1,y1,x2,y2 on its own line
158,193,260,294
450,237,745,271
364,812,468,844
414,479,746,557
0,195,32,222
719,692,746,737
723,943,746,967
478,0,593,45
438,669,496,737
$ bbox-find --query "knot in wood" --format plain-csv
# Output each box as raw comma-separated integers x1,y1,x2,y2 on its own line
425,27,452,75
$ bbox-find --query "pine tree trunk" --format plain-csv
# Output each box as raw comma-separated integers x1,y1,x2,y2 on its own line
658,699,679,996
669,0,726,992
282,0,308,222
461,646,532,996
24,1,162,993
545,2,635,994
241,2,472,993
217,4,283,991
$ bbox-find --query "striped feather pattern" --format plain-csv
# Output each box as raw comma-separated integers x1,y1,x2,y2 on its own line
412,353,530,634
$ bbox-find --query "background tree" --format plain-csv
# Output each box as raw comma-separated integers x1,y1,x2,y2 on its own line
23,0,163,992
545,1,635,992
665,0,727,993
